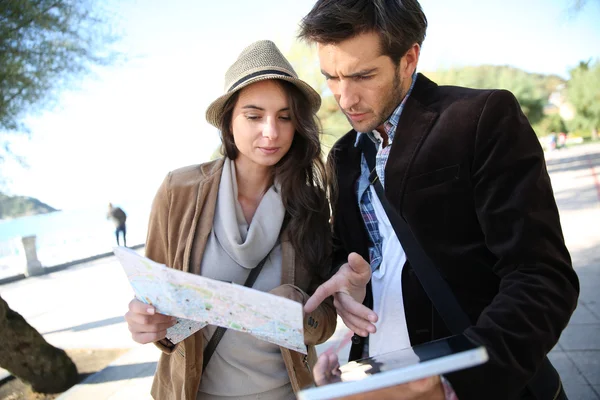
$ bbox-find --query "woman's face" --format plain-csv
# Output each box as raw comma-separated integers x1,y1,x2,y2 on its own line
230,80,295,169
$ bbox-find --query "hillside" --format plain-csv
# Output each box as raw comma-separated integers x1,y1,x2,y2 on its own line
0,192,58,220
421,65,567,129
422,65,565,96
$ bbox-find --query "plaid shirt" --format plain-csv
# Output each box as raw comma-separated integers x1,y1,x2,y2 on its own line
355,73,416,271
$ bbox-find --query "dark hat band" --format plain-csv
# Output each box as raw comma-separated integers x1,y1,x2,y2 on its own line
228,70,293,92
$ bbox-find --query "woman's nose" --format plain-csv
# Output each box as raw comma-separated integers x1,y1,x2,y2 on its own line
262,117,278,140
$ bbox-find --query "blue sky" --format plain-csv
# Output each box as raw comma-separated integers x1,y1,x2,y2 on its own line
3,0,599,212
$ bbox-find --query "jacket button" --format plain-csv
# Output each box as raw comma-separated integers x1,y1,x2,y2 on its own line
351,334,361,345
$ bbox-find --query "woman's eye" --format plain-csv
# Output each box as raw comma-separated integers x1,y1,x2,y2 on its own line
246,115,260,120
279,115,291,121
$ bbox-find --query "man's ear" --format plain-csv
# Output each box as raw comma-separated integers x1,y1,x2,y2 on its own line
401,43,420,79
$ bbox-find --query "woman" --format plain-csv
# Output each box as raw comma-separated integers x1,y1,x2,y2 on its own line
124,40,337,400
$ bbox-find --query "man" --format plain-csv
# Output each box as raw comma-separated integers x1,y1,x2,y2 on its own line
107,202,127,247
299,0,579,399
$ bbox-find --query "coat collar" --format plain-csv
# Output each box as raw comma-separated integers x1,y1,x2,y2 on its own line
385,73,440,209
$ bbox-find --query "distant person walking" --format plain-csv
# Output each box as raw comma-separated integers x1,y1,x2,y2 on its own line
107,203,127,247
558,132,568,149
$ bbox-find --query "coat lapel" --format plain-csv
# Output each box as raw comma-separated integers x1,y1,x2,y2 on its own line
332,132,370,259
186,159,223,274
385,75,439,214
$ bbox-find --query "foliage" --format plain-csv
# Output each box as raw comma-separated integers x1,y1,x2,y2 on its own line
565,60,600,139
285,42,350,154
570,0,600,11
283,42,595,146
534,114,568,137
285,43,568,145
0,0,117,163
210,145,223,161
425,65,565,126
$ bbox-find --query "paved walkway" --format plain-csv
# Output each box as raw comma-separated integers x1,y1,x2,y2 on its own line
1,143,599,399
545,144,600,400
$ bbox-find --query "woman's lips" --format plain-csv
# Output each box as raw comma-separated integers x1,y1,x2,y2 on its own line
259,147,279,155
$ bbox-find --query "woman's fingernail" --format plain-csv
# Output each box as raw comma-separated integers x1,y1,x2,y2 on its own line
147,307,155,315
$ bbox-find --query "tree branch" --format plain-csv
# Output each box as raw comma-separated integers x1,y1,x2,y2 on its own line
4,1,64,37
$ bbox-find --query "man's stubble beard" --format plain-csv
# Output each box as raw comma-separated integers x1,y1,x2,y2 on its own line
345,69,406,133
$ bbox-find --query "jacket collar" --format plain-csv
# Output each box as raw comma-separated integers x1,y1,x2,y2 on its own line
200,157,225,178
384,73,440,208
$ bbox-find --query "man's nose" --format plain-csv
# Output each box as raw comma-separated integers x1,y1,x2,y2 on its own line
337,81,359,111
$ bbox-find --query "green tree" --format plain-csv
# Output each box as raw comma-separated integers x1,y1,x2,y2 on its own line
0,0,117,392
535,113,567,136
566,61,600,140
426,65,562,126
210,145,223,161
0,0,116,159
285,42,350,154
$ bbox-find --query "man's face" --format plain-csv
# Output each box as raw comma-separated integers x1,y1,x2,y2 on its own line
318,31,412,133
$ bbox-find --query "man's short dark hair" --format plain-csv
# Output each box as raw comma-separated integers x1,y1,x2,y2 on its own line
298,0,427,65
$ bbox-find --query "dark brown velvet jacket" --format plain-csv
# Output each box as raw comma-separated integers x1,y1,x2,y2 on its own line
329,73,579,399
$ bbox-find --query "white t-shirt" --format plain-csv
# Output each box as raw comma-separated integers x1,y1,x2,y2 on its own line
367,184,412,356
358,130,412,357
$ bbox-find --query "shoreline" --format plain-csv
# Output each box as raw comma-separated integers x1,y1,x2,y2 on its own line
0,243,145,286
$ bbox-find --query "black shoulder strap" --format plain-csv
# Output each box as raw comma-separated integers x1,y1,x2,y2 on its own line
359,134,471,334
202,252,271,371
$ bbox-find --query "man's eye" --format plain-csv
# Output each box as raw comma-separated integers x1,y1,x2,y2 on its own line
356,75,373,81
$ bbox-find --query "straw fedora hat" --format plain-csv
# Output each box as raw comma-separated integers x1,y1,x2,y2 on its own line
205,40,321,128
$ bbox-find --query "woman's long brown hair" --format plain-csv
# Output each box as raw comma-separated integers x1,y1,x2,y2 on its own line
218,80,331,278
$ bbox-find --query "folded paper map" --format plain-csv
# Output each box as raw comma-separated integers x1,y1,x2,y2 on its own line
113,246,306,353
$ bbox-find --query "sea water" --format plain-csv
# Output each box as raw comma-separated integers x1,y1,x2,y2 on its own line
0,203,150,279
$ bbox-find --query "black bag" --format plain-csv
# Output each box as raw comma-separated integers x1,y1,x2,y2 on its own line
202,251,271,371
